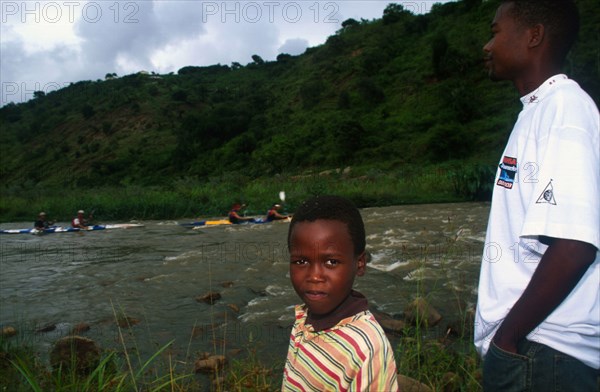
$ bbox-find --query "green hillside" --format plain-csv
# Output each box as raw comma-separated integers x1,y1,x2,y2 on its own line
1,0,598,220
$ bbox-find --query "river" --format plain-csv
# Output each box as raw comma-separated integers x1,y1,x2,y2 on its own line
0,202,489,374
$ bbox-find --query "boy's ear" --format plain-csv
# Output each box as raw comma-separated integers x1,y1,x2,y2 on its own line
356,252,366,276
528,23,545,49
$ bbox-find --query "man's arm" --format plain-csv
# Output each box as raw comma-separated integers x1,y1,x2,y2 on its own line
493,238,597,353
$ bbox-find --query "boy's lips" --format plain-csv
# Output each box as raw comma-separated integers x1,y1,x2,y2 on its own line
304,290,327,301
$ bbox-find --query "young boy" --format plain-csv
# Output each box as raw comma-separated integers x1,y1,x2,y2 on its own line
282,195,398,391
475,0,599,390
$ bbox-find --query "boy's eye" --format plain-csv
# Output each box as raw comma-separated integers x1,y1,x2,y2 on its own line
291,259,308,265
325,259,340,267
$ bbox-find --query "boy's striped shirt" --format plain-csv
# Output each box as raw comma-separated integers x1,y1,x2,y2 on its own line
282,305,399,392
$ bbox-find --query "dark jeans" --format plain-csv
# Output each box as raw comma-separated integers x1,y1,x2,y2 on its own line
483,339,599,392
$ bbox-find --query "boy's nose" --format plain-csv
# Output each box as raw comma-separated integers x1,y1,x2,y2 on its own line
307,263,325,282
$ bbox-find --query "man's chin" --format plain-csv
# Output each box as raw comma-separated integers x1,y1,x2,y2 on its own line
487,69,504,82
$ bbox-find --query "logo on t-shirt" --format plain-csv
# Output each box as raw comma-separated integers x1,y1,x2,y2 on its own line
497,156,517,189
536,180,557,205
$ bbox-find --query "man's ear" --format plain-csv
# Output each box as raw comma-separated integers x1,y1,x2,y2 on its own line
356,252,366,276
528,23,545,48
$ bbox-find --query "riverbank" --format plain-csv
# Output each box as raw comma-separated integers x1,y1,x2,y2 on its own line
1,299,482,391
0,163,493,223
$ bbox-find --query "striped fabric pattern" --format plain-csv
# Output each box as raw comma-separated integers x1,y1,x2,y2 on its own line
282,305,399,392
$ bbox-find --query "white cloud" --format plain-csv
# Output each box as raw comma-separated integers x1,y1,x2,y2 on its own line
1,0,453,105
278,38,309,56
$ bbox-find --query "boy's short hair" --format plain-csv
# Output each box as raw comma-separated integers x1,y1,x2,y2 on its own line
288,195,365,256
502,0,579,65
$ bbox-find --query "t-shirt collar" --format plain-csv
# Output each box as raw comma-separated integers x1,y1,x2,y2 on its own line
520,74,568,106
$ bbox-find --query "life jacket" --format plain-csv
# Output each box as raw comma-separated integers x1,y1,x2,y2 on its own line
228,210,240,224
72,217,83,227
266,208,277,221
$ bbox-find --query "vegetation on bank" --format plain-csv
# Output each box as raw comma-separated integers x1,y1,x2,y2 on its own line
1,327,481,391
0,163,494,223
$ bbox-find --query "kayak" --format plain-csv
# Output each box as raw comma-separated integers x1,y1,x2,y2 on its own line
181,217,291,229
0,223,144,235
180,218,273,228
179,219,232,227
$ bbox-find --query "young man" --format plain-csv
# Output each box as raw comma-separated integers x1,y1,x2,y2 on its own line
265,203,290,222
228,203,255,224
282,195,398,391
34,212,53,230
474,1,599,390
72,210,91,229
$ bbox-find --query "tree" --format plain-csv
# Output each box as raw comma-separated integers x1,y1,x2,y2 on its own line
382,3,408,25
432,33,449,79
356,78,385,104
299,79,323,109
33,91,45,99
251,54,264,65
341,18,360,29
338,91,351,109
172,90,188,102
0,102,22,123
334,120,365,161
81,104,95,119
276,53,292,62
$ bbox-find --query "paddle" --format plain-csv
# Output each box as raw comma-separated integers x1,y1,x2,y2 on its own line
279,191,287,215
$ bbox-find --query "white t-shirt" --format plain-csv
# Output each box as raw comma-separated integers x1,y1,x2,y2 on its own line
474,75,600,369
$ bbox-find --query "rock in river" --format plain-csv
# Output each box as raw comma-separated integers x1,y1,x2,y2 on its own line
0,326,17,337
196,291,222,305
50,336,101,375
404,297,442,327
194,354,227,374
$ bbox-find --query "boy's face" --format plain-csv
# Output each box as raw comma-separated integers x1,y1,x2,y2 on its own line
483,2,531,82
289,220,366,317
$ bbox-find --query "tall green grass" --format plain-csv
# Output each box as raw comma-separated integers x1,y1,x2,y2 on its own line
0,305,278,391
0,163,493,223
1,300,480,391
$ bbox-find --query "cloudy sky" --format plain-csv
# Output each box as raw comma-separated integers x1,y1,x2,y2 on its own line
1,0,451,105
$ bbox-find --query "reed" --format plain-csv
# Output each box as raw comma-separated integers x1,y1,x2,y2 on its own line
1,163,492,223
0,324,198,391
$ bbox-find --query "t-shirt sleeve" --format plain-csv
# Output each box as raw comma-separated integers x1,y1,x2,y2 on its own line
521,91,600,250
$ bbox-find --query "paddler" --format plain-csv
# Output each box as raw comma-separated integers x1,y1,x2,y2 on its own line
34,212,54,230
265,203,291,222
72,210,92,229
228,203,255,224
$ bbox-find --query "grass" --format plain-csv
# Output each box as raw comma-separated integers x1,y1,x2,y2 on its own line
0,163,493,223
1,315,480,391
1,309,480,391
0,309,278,391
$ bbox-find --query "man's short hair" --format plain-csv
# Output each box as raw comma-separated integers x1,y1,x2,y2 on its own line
503,0,579,64
288,195,366,256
